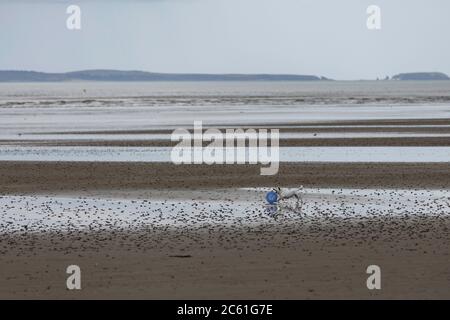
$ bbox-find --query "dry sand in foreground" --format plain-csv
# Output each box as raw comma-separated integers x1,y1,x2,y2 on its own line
1,217,450,299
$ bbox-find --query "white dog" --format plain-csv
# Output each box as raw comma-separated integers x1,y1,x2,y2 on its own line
273,186,304,213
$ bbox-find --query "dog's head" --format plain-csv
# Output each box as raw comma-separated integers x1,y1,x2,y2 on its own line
272,187,281,195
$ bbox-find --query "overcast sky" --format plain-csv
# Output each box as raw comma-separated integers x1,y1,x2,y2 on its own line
0,0,449,80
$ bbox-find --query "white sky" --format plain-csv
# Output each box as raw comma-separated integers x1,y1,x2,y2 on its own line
0,0,449,80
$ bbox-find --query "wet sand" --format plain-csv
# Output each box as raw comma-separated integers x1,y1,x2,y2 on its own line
1,162,450,193
1,214,450,299
1,106,450,299
3,137,450,147
1,160,450,299
6,118,450,147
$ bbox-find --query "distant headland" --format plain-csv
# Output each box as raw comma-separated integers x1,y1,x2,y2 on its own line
0,70,448,82
0,70,329,82
391,72,450,81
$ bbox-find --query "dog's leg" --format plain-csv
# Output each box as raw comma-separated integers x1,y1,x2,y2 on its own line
295,194,303,215
294,194,300,213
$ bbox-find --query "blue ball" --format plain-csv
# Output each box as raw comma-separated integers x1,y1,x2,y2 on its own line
266,191,278,204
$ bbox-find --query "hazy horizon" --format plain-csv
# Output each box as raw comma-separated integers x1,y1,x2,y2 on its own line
1,69,450,82
1,0,449,80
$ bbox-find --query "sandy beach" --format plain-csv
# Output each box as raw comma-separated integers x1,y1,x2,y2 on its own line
1,161,450,299
1,81,450,299
2,216,450,299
